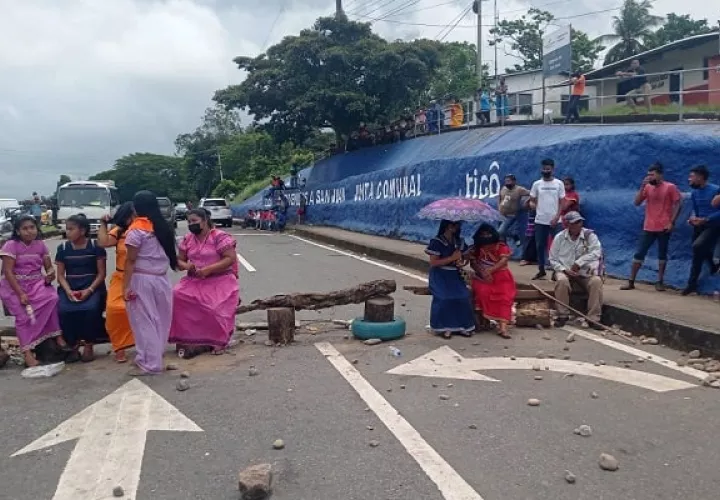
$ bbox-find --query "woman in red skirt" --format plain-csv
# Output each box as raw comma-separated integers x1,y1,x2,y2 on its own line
470,223,517,338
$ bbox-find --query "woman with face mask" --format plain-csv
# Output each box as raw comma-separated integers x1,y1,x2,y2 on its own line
470,224,516,339
425,220,476,339
169,208,239,358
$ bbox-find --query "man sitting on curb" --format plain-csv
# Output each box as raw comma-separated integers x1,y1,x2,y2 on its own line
549,211,604,329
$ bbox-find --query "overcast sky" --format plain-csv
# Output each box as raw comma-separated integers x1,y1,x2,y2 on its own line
0,0,716,197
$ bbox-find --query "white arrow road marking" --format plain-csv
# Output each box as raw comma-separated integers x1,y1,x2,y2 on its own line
388,346,696,393
12,379,203,500
316,342,484,500
562,326,711,383
236,252,256,272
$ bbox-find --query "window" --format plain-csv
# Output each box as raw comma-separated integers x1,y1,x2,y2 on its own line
560,95,590,114
202,199,228,207
109,188,120,207
156,198,172,207
508,93,533,115
57,187,109,207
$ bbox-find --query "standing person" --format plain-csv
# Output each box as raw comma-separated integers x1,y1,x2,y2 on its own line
98,202,136,363
470,224,517,339
495,77,509,125
529,159,566,279
560,176,580,228
475,87,492,125
0,215,65,367
123,191,177,376
449,98,464,128
564,71,586,123
30,192,43,224
683,166,720,295
497,174,529,244
170,209,239,358
297,193,307,225
549,212,605,328
520,197,538,266
616,59,652,114
621,163,682,292
425,220,475,339
55,214,108,362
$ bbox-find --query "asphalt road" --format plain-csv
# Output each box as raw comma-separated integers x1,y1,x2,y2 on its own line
1,224,720,500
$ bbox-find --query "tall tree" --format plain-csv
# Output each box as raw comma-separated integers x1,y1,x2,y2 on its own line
423,41,488,98
489,9,603,73
214,16,441,145
56,175,72,188
643,13,712,50
598,0,663,65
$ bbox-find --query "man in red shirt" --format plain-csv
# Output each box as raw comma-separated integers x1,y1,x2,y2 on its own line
621,162,682,291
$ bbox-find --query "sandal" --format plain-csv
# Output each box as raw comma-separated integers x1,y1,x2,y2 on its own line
211,349,225,356
497,331,512,339
81,345,95,363
442,332,452,339
114,350,128,363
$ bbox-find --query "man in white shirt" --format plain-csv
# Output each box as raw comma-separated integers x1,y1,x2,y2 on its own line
549,211,604,328
529,158,565,280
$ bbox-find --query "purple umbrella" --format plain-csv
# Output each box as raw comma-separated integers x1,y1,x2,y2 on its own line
417,197,504,223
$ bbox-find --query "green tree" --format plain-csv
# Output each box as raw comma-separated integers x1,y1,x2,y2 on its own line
424,41,488,98
598,0,663,65
490,9,603,73
214,16,441,145
57,175,72,188
90,153,189,202
212,180,238,199
643,13,712,50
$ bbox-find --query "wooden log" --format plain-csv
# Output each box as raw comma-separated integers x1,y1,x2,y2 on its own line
402,285,431,295
237,279,397,314
364,296,394,323
235,321,300,331
267,308,296,345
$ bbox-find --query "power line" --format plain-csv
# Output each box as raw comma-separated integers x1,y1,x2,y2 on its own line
261,1,287,51
347,0,393,17
436,3,473,41
375,0,424,22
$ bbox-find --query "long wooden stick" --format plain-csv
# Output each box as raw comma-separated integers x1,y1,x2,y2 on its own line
530,283,637,345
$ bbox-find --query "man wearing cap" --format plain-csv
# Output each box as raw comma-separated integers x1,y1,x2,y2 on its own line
549,211,604,328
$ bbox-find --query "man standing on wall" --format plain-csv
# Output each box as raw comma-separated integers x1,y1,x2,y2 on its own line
564,71,586,124
498,174,529,245
621,163,682,292
529,159,565,280
616,59,652,114
684,165,720,295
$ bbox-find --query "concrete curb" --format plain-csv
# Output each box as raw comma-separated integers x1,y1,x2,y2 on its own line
292,226,720,356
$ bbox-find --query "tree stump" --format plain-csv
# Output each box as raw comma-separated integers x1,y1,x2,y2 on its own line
267,308,296,345
364,296,394,323
0,348,9,369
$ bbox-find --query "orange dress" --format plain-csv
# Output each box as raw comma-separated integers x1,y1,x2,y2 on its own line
105,227,135,351
471,242,517,322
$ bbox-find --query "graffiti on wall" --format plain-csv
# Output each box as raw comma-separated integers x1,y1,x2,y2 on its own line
459,161,502,200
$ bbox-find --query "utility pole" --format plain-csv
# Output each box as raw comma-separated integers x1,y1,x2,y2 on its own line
217,151,224,182
493,0,498,84
475,0,483,85
336,0,343,18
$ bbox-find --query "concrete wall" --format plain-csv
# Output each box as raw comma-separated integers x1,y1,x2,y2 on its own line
234,123,720,294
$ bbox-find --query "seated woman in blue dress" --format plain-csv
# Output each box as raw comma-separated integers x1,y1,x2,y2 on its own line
425,220,476,338
55,214,109,362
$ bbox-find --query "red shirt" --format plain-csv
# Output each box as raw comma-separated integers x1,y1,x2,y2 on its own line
639,182,681,232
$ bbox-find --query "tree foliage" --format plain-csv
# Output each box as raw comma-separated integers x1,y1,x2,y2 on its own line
490,9,603,73
424,41,488,98
643,13,712,50
214,16,441,144
599,0,663,65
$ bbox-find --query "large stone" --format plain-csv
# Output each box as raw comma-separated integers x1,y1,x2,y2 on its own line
238,464,273,500
599,453,619,471
703,360,720,373
689,350,701,359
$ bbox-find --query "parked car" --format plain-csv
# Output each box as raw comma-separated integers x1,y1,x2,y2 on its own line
175,202,188,220
156,197,177,228
199,198,233,227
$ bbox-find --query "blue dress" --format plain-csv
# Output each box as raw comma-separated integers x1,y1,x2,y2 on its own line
56,240,109,347
425,237,476,334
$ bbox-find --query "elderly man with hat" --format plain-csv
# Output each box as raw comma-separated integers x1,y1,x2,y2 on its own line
548,211,604,328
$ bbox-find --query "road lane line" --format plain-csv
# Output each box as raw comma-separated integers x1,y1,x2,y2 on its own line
289,235,428,283
562,326,708,383
316,342,484,500
236,253,256,273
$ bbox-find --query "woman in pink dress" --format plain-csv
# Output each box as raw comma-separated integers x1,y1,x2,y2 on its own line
0,215,67,367
123,191,178,376
170,209,239,358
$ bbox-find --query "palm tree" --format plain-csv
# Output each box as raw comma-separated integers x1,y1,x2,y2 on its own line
598,0,664,65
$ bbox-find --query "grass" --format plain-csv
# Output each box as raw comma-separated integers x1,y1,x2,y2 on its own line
233,178,272,204
41,225,59,234
582,102,720,117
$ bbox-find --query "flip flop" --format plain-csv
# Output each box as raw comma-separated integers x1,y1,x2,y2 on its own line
114,351,128,363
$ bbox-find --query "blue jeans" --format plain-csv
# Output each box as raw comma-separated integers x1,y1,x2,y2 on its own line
498,216,520,241
534,223,556,273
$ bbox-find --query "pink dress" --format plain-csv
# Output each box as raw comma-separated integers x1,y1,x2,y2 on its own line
0,240,61,351
169,230,239,349
124,229,172,374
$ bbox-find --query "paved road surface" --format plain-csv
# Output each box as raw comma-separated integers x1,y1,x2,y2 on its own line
1,225,719,500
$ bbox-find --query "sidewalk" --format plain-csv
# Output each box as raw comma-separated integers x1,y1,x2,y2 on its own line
292,225,720,354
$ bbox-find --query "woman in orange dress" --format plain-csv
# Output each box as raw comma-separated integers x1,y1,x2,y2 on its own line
470,223,517,339
97,202,135,362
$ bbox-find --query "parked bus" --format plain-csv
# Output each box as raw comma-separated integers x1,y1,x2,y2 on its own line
56,180,120,237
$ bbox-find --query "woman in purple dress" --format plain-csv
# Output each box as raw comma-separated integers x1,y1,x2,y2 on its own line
170,208,239,358
123,191,178,376
0,215,67,367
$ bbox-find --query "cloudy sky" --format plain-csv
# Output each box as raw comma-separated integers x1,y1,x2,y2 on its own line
0,0,716,197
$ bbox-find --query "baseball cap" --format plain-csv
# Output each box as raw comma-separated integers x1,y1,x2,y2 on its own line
564,211,585,224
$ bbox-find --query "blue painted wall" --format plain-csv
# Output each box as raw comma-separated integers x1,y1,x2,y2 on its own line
234,124,720,293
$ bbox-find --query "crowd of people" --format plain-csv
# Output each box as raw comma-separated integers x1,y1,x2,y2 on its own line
0,191,240,372
425,160,720,339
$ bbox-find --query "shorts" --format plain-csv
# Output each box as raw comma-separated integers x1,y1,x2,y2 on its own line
633,231,670,262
